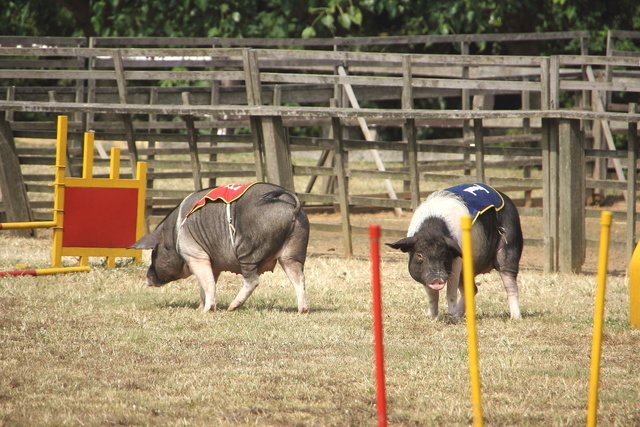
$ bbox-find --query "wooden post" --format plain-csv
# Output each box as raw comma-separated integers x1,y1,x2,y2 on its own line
541,117,558,273
209,54,221,188
558,119,585,273
242,49,266,182
0,118,34,237
146,87,158,191
182,92,203,191
473,119,485,183
627,104,638,261
461,42,472,176
332,116,353,258
541,58,559,272
521,76,533,205
262,116,294,190
549,56,560,110
540,58,551,113
113,49,139,176
405,119,419,209
402,55,420,210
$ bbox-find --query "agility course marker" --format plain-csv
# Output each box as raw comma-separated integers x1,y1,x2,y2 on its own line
628,240,640,330
0,266,90,277
369,224,387,427
0,115,147,273
51,118,147,268
0,221,57,230
586,210,613,427
461,214,484,427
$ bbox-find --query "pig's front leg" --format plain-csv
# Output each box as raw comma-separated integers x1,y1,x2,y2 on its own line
186,257,219,312
424,286,439,319
447,257,464,317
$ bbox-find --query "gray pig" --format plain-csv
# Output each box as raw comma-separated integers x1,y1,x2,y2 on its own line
130,182,310,313
387,183,523,319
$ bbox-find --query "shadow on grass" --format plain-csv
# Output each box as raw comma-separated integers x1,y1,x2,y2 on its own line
438,309,550,324
157,300,338,314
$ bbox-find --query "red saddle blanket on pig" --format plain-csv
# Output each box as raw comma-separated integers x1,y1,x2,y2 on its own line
445,183,504,223
187,182,259,217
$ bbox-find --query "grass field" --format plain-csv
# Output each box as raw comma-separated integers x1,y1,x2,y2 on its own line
1,218,639,426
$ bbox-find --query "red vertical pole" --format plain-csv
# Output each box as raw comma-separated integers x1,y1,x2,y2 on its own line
369,224,387,427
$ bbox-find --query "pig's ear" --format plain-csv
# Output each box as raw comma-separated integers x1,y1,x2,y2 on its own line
129,231,161,250
445,236,462,258
386,237,416,253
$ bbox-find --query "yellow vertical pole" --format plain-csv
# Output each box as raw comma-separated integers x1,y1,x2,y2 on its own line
79,131,95,268
629,242,640,330
108,147,122,268
586,210,613,427
82,132,95,179
110,147,121,179
133,161,148,263
461,214,484,427
51,116,68,267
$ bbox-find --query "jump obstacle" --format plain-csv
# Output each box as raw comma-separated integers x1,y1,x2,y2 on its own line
369,210,617,426
0,115,147,274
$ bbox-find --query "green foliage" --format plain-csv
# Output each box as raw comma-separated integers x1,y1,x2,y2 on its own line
303,0,363,37
0,0,77,37
2,0,639,46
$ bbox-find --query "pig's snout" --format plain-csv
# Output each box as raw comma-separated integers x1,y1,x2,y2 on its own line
145,276,159,286
144,269,164,287
426,278,446,291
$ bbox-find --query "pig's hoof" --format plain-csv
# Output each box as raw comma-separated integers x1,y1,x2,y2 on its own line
298,306,309,314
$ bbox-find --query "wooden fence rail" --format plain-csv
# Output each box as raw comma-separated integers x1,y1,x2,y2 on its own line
1,31,639,273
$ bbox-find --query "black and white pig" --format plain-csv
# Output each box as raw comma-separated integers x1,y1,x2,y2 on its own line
387,183,523,319
130,182,310,313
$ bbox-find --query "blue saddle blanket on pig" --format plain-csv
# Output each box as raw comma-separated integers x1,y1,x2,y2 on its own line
445,183,504,223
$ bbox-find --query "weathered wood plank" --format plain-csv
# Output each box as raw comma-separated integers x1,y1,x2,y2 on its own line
332,116,353,257
0,119,34,236
627,104,638,261
89,31,589,49
558,119,585,273
3,101,640,122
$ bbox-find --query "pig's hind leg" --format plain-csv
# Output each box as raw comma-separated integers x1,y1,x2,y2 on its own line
278,257,309,314
227,264,260,312
496,227,523,320
498,269,521,319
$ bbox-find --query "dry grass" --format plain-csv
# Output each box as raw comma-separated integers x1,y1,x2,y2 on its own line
2,147,638,425
1,221,639,426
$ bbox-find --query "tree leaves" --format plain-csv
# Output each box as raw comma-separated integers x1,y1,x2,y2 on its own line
2,0,639,53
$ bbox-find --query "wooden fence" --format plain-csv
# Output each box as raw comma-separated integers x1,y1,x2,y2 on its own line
1,31,639,273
